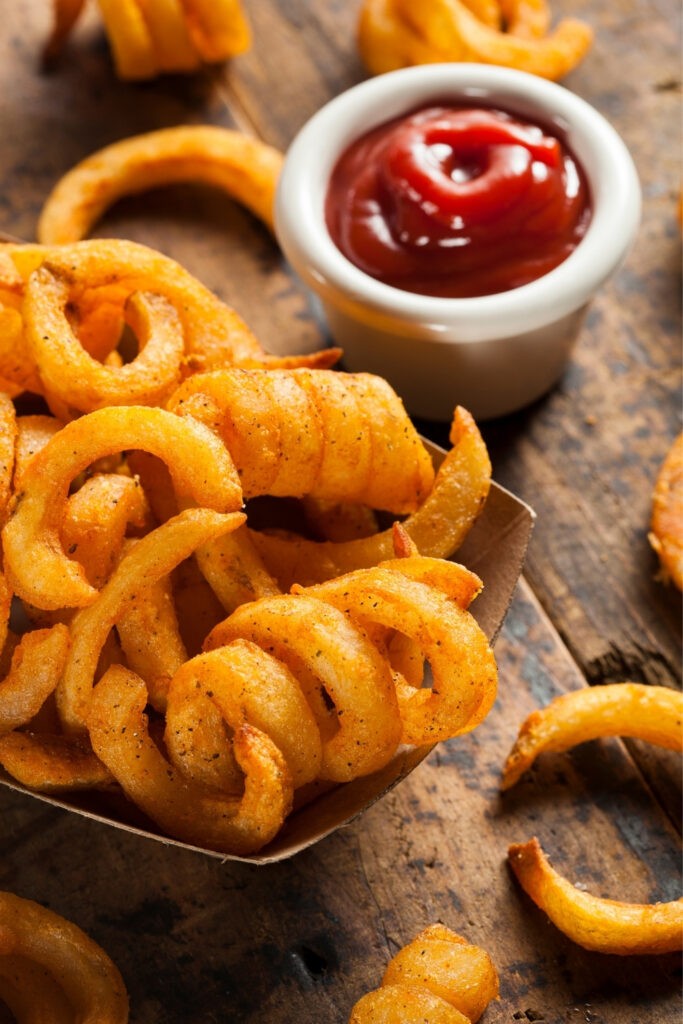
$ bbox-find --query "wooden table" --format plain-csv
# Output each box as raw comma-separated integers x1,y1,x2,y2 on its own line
0,2,681,1021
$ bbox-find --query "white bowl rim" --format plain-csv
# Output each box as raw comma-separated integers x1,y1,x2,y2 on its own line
275,63,642,343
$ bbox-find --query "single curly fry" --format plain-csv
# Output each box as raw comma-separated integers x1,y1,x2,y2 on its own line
382,925,499,1022
205,593,402,782
24,264,185,415
359,0,592,81
165,640,322,791
169,368,434,513
249,406,491,589
649,433,683,590
508,837,683,955
13,414,63,493
2,405,242,611
57,508,245,733
37,125,282,245
299,564,496,745
87,664,292,855
349,924,498,1023
501,683,683,790
115,569,188,712
3,239,338,374
0,732,113,791
398,0,593,79
0,891,129,1023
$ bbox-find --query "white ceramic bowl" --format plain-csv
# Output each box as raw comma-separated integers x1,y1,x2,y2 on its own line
275,64,641,421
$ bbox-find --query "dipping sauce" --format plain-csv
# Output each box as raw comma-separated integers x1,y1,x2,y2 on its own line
325,105,591,298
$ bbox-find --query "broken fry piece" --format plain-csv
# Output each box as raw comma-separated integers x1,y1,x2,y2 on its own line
508,837,683,955
502,682,683,790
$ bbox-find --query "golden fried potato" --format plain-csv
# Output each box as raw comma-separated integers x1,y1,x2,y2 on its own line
0,890,128,1022
508,837,683,955
88,664,292,855
358,0,592,80
2,406,242,611
37,125,282,245
250,406,490,589
502,682,683,790
169,368,435,513
649,432,683,589
349,924,499,1023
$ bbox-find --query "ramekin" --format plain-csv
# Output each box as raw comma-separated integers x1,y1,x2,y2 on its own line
275,63,641,421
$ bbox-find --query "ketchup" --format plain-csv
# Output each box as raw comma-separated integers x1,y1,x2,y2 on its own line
325,105,591,298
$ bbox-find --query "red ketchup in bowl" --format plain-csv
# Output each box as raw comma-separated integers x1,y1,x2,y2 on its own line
325,105,592,298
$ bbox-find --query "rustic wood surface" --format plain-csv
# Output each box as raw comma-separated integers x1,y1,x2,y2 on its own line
0,1,681,1022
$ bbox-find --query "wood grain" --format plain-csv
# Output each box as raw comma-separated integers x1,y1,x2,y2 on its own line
0,0,680,1020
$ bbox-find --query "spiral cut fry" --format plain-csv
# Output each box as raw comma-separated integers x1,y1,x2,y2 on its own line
358,0,593,81
0,240,339,399
501,683,683,790
0,890,128,1022
38,126,283,245
168,367,435,512
88,664,292,855
44,0,250,80
249,405,491,588
0,229,497,855
508,837,683,955
2,405,243,610
349,924,499,1023
648,432,683,590
57,507,246,733
205,554,495,782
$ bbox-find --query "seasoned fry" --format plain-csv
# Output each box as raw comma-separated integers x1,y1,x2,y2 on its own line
349,924,499,1023
0,890,129,1022
0,732,113,791
88,664,292,854
61,474,150,589
206,592,403,782
38,125,283,245
115,570,187,711
2,405,242,611
42,0,250,79
24,265,185,415
249,406,491,588
382,925,499,1022
0,625,70,736
169,368,435,512
502,682,683,790
508,837,683,955
165,640,322,791
649,432,683,590
298,560,496,745
358,0,592,80
57,508,245,732
3,239,338,377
